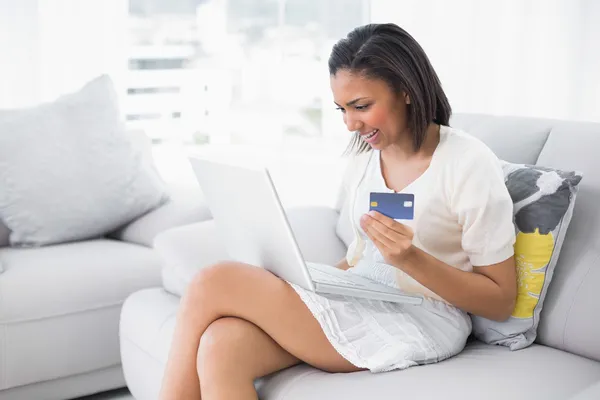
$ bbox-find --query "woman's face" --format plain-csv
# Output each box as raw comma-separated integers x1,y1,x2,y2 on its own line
330,69,409,150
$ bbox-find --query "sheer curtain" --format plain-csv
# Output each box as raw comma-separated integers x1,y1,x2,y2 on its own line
0,0,128,109
370,0,600,123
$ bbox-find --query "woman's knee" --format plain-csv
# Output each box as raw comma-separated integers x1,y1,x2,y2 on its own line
185,261,241,300
196,317,247,378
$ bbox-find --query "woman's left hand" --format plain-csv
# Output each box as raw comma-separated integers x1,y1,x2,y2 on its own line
360,211,415,267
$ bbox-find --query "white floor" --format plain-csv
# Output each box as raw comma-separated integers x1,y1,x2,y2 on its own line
76,388,134,399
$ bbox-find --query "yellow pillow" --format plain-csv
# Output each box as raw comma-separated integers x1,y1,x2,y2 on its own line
471,161,582,350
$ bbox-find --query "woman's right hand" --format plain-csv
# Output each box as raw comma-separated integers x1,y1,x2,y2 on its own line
335,258,352,271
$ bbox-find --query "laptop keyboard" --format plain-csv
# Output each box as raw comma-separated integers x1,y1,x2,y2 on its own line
307,267,366,288
306,263,423,304
306,263,403,292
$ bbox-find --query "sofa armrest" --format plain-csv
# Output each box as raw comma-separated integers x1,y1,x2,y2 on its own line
156,205,347,297
155,219,227,297
110,183,212,247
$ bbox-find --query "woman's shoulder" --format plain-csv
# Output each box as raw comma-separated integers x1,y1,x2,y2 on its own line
437,125,507,198
439,125,500,168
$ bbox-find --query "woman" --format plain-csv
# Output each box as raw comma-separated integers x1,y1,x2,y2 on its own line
159,23,517,399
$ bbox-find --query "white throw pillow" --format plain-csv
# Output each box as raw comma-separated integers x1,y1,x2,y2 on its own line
0,75,169,247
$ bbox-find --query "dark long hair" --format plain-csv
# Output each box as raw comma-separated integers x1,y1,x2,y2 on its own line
329,23,451,154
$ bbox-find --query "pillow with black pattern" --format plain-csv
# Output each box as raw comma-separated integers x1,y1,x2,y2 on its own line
470,160,583,350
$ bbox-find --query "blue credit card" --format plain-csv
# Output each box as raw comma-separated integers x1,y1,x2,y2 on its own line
369,192,414,220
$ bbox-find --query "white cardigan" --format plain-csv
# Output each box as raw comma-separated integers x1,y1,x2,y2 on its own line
334,126,516,301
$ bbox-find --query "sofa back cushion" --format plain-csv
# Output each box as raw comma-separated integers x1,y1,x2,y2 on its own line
449,114,553,164
533,120,600,362
451,115,600,362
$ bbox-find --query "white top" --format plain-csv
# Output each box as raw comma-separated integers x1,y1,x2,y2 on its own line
343,125,516,303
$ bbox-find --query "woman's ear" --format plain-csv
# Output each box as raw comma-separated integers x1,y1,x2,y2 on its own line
404,93,411,104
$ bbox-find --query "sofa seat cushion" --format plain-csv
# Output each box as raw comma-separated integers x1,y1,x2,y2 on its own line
120,288,180,363
259,343,600,400
0,239,163,390
120,288,600,400
0,239,162,323
120,289,181,399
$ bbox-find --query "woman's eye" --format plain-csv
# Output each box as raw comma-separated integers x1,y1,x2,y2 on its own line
336,107,346,113
355,104,370,110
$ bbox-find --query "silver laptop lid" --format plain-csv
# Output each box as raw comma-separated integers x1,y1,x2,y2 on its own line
188,156,316,291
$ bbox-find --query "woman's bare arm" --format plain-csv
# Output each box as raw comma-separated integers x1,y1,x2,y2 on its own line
400,247,517,321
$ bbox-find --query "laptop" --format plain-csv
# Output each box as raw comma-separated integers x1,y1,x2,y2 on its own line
188,155,423,305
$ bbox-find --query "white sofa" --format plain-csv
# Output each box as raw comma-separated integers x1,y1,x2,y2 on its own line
0,182,211,400
120,113,600,400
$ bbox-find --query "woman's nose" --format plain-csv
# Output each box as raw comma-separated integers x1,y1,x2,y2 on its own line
344,113,363,132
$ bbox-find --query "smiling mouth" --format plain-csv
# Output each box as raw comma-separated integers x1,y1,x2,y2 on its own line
362,129,378,139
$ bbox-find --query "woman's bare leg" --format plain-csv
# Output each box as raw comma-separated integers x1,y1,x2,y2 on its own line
197,317,299,399
158,262,361,400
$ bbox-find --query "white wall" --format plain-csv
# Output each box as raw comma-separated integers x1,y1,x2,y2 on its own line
0,0,42,108
370,0,600,123
0,0,128,109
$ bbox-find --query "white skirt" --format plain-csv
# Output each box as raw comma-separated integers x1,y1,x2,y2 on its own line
288,263,472,373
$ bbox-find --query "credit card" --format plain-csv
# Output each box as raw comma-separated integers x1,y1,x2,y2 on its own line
369,192,414,220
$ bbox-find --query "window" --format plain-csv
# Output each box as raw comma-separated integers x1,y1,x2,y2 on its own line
128,87,181,95
129,58,188,70
126,113,162,121
127,0,369,207
127,0,369,147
